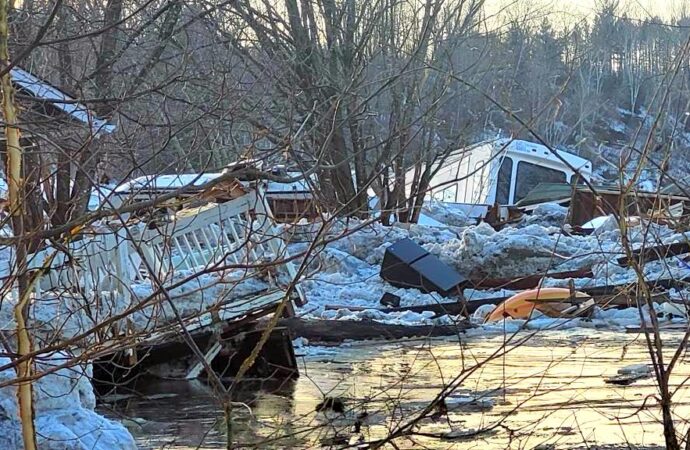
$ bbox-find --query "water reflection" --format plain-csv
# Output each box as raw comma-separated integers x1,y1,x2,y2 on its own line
101,330,688,449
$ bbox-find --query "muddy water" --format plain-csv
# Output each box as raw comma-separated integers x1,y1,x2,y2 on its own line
102,329,690,449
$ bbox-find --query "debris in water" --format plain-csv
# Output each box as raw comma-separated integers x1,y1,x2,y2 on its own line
604,363,652,385
315,396,346,413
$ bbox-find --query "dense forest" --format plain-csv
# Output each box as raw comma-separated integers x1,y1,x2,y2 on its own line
9,0,690,216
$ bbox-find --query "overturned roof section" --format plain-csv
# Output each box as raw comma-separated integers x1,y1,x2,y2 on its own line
114,173,224,194
11,67,116,135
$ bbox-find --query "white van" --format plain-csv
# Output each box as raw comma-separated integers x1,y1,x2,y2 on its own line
407,139,592,211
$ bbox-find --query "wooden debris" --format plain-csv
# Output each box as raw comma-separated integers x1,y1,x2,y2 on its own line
604,364,652,385
278,318,472,343
616,241,690,266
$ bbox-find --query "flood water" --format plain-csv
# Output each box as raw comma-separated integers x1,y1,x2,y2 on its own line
100,328,690,449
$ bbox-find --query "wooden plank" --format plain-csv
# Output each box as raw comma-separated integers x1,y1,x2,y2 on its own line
185,341,222,379
471,269,593,290
278,318,473,343
617,241,690,266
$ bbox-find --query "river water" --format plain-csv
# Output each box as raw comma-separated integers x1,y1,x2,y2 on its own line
100,328,690,449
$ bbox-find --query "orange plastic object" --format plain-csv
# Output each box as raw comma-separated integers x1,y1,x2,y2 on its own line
484,287,588,323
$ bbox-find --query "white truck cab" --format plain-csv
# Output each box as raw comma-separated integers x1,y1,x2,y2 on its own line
408,139,592,210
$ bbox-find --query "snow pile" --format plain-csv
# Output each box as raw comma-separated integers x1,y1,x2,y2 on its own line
294,210,684,290
299,266,458,324
295,219,549,325
0,356,135,449
543,218,690,289
294,221,477,325
325,220,459,266
520,203,569,228
0,268,273,348
297,211,690,328
318,308,459,326
420,201,477,228
543,255,690,289
426,222,603,279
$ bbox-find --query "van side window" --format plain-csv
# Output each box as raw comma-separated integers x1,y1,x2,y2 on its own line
444,184,457,202
514,161,567,202
495,157,513,204
472,160,486,203
433,184,458,203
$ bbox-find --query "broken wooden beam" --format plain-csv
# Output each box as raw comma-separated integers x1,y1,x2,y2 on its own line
279,318,473,343
471,269,593,290
616,241,690,266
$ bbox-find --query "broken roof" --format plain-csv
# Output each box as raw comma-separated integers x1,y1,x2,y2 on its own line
114,173,223,194
11,67,115,135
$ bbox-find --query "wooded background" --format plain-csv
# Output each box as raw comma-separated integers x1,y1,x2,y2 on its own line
8,0,690,220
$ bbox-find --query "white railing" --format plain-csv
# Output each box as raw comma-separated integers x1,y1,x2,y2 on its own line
12,187,299,307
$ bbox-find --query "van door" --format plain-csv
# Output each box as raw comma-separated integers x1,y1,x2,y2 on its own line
493,157,513,205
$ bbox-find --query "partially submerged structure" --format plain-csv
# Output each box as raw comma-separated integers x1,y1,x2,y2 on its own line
0,118,305,385
2,182,303,383
109,166,318,223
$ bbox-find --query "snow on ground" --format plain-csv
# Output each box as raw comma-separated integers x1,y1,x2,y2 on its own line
292,207,690,330
0,355,135,449
420,200,478,228
2,201,689,442
0,268,274,348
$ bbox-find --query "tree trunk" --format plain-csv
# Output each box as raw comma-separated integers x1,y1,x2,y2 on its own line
662,390,680,450
0,0,36,446
94,0,123,117
68,0,125,223
53,5,73,226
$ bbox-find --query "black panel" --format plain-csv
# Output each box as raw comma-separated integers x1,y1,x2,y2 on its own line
380,239,465,296
411,254,466,293
380,292,402,307
385,238,429,263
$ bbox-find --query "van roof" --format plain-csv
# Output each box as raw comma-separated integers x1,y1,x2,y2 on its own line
442,139,592,174
496,139,592,173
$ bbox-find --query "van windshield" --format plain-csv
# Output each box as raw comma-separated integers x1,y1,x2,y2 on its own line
514,161,567,202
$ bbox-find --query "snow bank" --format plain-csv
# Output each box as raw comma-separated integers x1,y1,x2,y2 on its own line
520,203,569,228
0,268,274,348
420,200,477,228
294,213,689,327
293,220,478,325
426,221,603,279
0,356,135,449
